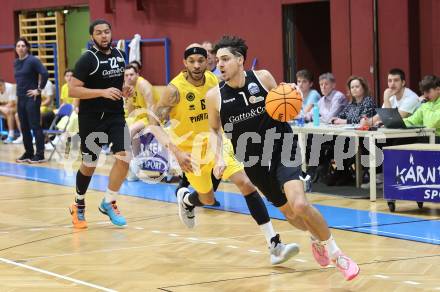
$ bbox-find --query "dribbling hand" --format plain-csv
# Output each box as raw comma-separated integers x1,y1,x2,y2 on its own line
102,87,122,100
282,82,303,100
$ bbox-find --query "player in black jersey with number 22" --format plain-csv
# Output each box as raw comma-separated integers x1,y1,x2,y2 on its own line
68,20,131,229
206,36,360,281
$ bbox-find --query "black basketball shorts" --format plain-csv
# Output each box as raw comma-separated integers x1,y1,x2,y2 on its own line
78,112,130,163
244,137,302,207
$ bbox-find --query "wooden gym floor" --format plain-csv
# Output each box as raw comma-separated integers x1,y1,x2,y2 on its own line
0,144,439,291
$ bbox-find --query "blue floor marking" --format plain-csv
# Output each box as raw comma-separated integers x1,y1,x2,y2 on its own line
1,161,439,245
352,220,440,244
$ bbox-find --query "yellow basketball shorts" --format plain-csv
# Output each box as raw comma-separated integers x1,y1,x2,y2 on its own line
185,139,243,194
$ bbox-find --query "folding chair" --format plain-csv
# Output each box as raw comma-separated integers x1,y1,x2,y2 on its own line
43,103,73,161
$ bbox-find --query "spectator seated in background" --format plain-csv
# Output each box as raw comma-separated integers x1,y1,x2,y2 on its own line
325,76,377,186
59,70,74,108
45,69,79,151
0,79,17,143
296,69,320,114
358,69,421,188
129,60,142,72
124,64,154,181
404,75,440,144
361,68,420,127
202,41,222,79
305,73,347,183
330,76,376,125
306,72,348,123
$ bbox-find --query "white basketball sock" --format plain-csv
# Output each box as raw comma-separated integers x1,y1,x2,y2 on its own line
320,235,341,259
260,222,277,247
104,188,118,203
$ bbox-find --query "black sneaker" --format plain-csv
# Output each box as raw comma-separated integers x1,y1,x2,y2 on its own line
29,154,47,164
16,153,33,163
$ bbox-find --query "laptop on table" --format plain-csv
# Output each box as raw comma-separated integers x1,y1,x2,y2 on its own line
376,108,425,129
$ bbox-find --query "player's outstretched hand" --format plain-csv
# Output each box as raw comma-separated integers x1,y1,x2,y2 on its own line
175,151,194,173
102,87,122,100
213,157,226,179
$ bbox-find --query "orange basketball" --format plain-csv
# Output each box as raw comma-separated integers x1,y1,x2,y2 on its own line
265,84,303,122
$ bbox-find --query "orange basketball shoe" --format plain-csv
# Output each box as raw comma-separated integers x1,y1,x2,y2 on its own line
69,204,87,229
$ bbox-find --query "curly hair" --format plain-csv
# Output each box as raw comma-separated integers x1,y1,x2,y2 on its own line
89,19,111,35
212,35,248,61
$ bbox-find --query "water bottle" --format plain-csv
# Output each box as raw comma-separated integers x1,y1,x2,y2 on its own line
313,102,320,126
297,109,305,127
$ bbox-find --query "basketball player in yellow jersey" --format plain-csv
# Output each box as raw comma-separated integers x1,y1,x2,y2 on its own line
124,64,154,181
148,43,299,265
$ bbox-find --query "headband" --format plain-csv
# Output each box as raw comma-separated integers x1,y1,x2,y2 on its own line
184,47,207,59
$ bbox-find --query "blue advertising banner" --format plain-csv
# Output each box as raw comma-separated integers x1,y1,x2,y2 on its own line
384,149,440,202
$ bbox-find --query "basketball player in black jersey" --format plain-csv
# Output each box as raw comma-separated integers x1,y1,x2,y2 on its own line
206,36,359,281
148,43,300,265
68,20,131,229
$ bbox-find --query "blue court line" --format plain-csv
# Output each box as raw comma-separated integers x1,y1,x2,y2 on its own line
0,161,439,245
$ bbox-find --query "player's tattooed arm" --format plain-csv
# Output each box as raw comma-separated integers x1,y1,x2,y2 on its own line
146,84,195,172
152,84,180,124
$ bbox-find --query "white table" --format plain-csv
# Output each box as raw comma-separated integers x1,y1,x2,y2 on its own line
291,124,436,201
